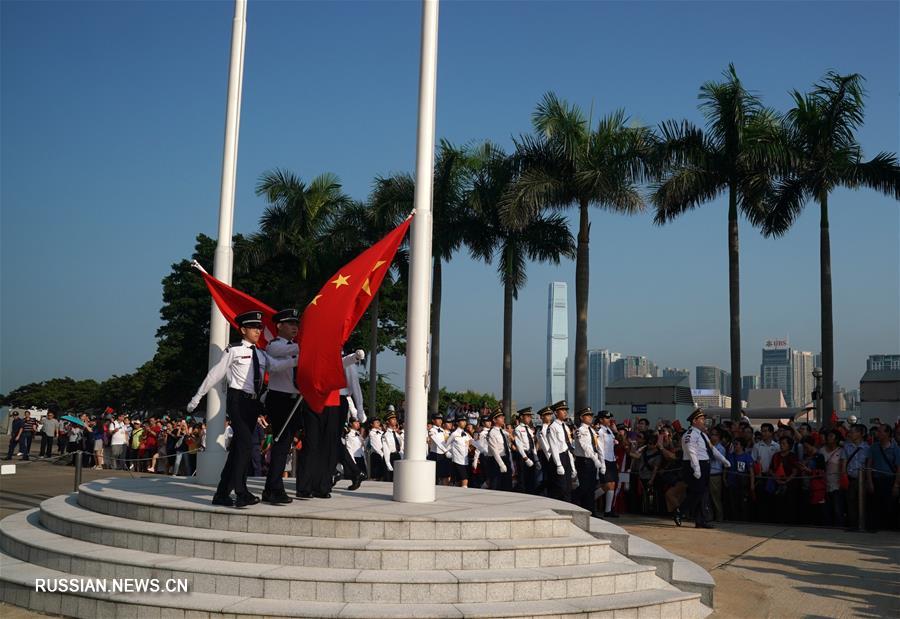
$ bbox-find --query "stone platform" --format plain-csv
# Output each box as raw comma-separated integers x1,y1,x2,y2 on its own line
0,477,712,618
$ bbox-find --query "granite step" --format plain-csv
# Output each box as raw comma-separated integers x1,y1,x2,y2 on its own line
40,494,611,569
1,550,703,618
77,480,575,540
2,510,666,604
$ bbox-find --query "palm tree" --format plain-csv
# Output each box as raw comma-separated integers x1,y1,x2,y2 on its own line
467,143,576,418
372,141,472,418
760,72,900,424
652,64,780,421
503,93,653,411
241,169,352,306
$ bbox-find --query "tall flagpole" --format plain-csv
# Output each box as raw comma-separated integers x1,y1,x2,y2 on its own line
198,0,248,484
394,0,439,503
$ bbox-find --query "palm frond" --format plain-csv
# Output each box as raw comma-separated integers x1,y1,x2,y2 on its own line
651,168,723,224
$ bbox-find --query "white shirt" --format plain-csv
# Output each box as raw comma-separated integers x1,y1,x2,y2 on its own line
682,426,730,477
266,337,299,394
382,427,404,458
598,425,616,462
191,340,296,403
110,420,129,446
367,428,384,454
537,423,554,463
340,355,366,422
344,429,364,458
429,425,449,455
514,424,538,463
573,423,602,468
751,439,780,474
447,427,472,465
488,426,511,468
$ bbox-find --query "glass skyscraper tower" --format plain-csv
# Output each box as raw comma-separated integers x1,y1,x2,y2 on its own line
546,282,568,404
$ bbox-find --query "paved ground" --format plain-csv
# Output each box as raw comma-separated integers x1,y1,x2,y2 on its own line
2,460,898,618
618,515,900,619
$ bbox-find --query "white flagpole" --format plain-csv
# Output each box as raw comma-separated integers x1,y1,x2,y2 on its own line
393,0,439,503
198,0,248,484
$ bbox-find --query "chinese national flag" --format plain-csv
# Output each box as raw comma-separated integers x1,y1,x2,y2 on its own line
194,264,277,349
297,216,412,412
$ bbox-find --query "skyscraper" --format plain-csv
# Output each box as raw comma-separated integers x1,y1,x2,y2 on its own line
588,349,613,413
663,368,691,383
696,366,721,391
546,282,568,404
611,356,657,381
741,375,760,401
792,350,816,407
761,339,793,406
867,354,900,371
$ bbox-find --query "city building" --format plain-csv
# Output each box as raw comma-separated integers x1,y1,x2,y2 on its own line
546,282,568,404
605,376,695,424
663,368,691,383
761,339,793,406
741,375,760,401
792,350,816,407
696,365,729,394
867,354,900,371
692,389,732,410
612,356,658,382
859,370,900,422
588,349,616,413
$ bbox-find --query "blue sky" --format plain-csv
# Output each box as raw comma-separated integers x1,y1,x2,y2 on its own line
1,1,897,408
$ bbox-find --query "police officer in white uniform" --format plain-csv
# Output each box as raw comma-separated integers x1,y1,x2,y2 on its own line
261,308,301,505
572,407,603,513
428,413,451,485
447,416,473,487
513,408,540,494
381,411,403,482
674,408,731,528
487,410,513,490
547,401,575,502
342,417,365,490
367,418,386,481
187,311,297,507
596,411,618,517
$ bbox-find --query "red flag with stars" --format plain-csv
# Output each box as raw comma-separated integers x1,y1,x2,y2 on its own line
193,263,277,349
297,215,413,412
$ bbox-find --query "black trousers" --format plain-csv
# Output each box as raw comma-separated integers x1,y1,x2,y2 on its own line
548,452,573,502
40,434,54,458
574,456,598,512
487,457,512,491
339,448,361,482
264,390,302,494
514,454,538,494
679,460,711,524
215,388,261,498
296,400,344,495
370,452,386,480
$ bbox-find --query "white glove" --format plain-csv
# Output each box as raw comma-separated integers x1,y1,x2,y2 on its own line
556,465,565,475
600,465,607,475
187,397,200,413
593,458,602,470
499,463,508,474
724,460,732,468
355,349,365,361
525,458,533,468
693,470,701,480
387,464,393,472
445,452,452,459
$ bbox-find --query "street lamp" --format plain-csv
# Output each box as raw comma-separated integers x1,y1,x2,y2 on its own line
812,367,823,428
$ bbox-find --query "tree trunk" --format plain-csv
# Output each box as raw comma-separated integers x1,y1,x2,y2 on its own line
502,268,513,421
820,194,834,428
428,257,442,417
728,187,742,422
574,200,590,411
367,289,380,417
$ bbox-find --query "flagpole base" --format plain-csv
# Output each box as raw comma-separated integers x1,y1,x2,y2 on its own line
392,460,436,503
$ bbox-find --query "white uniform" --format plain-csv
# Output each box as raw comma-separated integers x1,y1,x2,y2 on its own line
597,425,616,463
429,425,449,456
266,337,299,394
340,354,366,423
188,340,296,409
548,419,573,473
447,428,472,466
574,423,603,472
514,423,539,468
488,426,511,473
472,427,490,469
382,427,404,470
344,428,364,459
682,427,730,479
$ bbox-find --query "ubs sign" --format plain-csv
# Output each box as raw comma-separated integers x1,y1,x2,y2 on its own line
764,338,789,350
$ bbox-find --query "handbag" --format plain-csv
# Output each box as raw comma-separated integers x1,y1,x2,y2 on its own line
840,446,862,490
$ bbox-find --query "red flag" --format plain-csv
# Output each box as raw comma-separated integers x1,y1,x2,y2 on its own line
297,216,412,412
193,263,277,349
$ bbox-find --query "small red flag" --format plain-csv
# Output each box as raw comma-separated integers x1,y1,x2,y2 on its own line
193,263,277,349
297,216,412,412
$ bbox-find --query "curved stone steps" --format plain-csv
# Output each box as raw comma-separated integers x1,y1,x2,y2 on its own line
40,494,610,569
76,479,575,539
1,550,702,618
2,510,666,604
